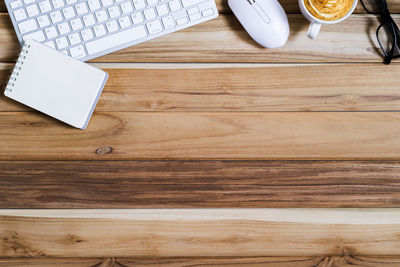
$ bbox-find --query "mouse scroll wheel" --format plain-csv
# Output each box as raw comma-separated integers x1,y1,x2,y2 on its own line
253,2,271,24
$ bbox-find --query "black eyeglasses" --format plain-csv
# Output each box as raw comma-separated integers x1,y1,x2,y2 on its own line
360,0,400,64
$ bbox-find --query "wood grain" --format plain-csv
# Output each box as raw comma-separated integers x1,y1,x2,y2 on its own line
244,0,400,14
1,0,399,13
224,0,399,13
0,14,391,63
1,161,400,208
0,0,398,260
1,112,400,160
1,256,400,266
1,209,400,257
2,63,400,112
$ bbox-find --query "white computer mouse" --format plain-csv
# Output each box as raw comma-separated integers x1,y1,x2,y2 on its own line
228,0,290,48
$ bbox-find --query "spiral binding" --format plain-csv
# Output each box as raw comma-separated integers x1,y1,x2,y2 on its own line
5,43,31,93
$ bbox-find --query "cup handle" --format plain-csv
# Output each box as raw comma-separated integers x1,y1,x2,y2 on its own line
308,22,322,39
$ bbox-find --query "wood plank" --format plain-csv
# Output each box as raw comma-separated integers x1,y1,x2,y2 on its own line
1,209,400,257
1,0,400,14
1,161,400,208
254,0,400,14
2,63,400,112
0,14,392,63
1,112,400,160
220,0,399,13
2,256,400,266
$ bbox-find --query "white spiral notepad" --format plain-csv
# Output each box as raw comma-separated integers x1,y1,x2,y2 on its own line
4,40,108,129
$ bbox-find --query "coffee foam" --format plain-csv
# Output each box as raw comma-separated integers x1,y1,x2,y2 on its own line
304,0,354,21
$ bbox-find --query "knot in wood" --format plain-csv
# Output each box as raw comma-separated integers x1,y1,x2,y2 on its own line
95,146,113,155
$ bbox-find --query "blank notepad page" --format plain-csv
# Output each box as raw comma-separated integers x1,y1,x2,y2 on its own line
4,40,108,129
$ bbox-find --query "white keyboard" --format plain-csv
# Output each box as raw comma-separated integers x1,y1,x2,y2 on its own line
5,0,218,61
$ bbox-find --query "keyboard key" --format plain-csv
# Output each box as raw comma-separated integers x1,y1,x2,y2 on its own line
86,25,147,55
75,2,89,15
147,0,158,5
120,2,133,14
66,0,78,4
70,18,83,31
52,0,65,9
176,16,188,25
132,0,146,10
108,6,121,18
23,0,35,4
156,4,168,16
18,19,37,34
56,36,68,49
101,0,113,6
181,0,205,7
63,7,76,19
146,19,162,34
26,4,39,17
106,20,119,32
50,10,63,23
39,0,52,13
187,6,199,15
162,15,174,29
118,16,131,28
81,28,94,41
68,32,81,45
44,40,56,49
23,30,45,42
14,9,27,21
189,12,200,21
83,14,96,26
144,8,156,20
88,0,101,11
168,0,181,12
58,22,71,34
70,45,86,59
131,12,143,24
95,10,108,22
202,8,214,17
10,0,23,9
93,24,106,37
37,15,50,28
45,26,58,38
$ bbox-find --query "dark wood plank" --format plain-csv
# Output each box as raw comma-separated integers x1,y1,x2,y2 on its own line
1,161,400,208
1,256,400,266
2,63,400,112
0,13,394,63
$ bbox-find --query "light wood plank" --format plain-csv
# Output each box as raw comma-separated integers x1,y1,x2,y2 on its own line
1,0,400,14
221,0,400,13
5,209,400,223
1,161,400,208
1,209,400,257
1,112,400,160
0,14,391,63
1,256,400,266
2,63,400,112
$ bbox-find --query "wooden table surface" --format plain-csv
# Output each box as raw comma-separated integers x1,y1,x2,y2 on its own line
1,0,400,265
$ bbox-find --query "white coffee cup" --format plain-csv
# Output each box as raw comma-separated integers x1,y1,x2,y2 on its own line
299,0,358,39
